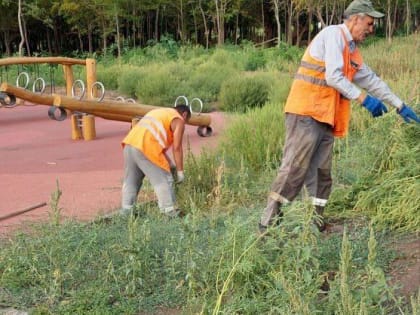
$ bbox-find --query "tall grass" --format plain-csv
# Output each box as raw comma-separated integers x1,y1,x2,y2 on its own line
1,35,419,314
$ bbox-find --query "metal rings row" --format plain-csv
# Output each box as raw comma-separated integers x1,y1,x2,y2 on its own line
174,95,203,115
16,72,46,94
115,96,136,103
71,79,105,102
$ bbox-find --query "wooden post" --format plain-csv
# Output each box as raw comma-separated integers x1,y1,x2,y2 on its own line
71,114,83,140
63,64,74,97
84,58,97,140
82,114,96,140
85,58,96,100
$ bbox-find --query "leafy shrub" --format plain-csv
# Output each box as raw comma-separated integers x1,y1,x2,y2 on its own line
244,49,267,71
187,60,238,104
96,64,120,90
219,72,273,112
267,71,293,104
117,65,143,98
135,61,192,106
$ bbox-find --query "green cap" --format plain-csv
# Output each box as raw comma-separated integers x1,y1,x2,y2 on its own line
344,0,384,18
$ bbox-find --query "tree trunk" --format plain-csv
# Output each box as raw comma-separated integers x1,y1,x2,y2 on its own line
272,0,282,47
102,19,107,55
214,0,226,46
78,29,83,52
405,0,410,36
18,0,25,56
307,7,313,43
286,0,293,45
261,0,265,43
46,29,52,55
88,24,93,54
155,7,159,41
199,0,209,49
3,31,11,56
192,6,198,44
23,17,31,56
115,12,121,58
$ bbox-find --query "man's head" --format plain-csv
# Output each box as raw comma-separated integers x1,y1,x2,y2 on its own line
344,0,384,43
175,105,191,122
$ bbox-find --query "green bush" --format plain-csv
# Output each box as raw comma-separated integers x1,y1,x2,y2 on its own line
244,49,266,71
219,72,273,112
187,60,238,104
135,61,192,106
117,65,143,98
267,71,293,104
96,64,120,90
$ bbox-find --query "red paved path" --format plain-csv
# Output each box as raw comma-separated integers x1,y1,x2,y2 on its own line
0,104,225,235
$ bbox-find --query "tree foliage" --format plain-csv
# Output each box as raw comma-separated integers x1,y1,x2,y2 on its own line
0,0,418,56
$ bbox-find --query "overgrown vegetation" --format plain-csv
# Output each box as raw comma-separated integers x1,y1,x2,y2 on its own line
0,35,419,314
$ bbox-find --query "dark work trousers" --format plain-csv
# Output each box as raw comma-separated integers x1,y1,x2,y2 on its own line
260,113,334,227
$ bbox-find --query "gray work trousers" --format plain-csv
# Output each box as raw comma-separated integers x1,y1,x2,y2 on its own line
260,114,334,226
121,145,177,216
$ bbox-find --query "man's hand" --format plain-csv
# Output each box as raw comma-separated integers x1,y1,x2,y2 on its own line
398,104,420,123
176,171,185,184
362,95,388,117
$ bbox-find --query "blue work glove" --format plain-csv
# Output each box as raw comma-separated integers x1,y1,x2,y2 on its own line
362,95,388,118
398,104,420,123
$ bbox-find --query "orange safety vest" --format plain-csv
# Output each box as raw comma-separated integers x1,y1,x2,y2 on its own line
284,30,363,137
122,108,183,171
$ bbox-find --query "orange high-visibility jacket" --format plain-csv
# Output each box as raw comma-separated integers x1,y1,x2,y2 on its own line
122,108,183,171
284,30,363,137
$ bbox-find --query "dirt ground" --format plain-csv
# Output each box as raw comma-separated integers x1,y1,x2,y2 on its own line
0,102,227,236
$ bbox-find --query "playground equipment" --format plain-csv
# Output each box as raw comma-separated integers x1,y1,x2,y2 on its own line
0,57,213,139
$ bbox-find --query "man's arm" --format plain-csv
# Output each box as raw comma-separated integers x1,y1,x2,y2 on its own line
171,117,185,172
352,64,404,109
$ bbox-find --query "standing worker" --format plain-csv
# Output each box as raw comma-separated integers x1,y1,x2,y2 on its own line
120,105,191,217
259,0,420,233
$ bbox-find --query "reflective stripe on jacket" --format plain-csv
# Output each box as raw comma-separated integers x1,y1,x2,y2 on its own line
284,30,363,137
122,108,182,171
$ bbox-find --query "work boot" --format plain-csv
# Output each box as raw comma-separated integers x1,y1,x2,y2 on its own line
313,205,326,232
166,208,185,219
258,199,283,234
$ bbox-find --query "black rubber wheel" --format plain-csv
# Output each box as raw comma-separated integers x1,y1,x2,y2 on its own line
197,125,212,137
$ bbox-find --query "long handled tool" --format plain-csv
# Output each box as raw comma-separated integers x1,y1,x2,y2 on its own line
0,202,47,222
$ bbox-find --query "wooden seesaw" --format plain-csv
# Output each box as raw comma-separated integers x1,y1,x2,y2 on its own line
0,57,212,140
0,83,213,138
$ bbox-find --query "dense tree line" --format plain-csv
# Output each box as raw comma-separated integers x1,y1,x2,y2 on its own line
1,0,418,57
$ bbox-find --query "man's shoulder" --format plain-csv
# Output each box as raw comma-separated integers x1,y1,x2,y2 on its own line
319,24,343,36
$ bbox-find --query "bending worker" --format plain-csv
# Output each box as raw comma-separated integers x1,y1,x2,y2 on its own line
121,105,191,217
259,0,420,233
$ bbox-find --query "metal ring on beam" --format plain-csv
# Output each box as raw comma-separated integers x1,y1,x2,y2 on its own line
126,98,136,103
32,77,46,94
190,97,203,115
197,125,212,137
0,92,17,108
174,95,189,107
116,96,125,102
16,72,30,89
91,81,105,102
71,79,86,100
48,106,67,121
